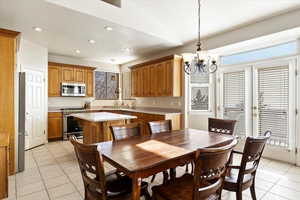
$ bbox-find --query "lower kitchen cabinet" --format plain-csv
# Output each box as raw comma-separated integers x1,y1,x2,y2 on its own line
122,111,181,136
48,112,63,140
0,134,9,199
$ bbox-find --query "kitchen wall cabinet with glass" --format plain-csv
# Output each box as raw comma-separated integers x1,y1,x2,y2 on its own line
130,55,182,97
95,71,119,100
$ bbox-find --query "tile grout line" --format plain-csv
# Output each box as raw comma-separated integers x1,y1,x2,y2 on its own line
45,142,83,199
31,148,52,200
15,150,40,200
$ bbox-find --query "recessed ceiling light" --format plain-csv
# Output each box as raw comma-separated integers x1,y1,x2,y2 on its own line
33,27,43,32
104,26,113,31
88,39,96,44
75,49,81,54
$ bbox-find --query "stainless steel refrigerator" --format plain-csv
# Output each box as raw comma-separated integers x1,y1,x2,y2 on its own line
18,72,26,172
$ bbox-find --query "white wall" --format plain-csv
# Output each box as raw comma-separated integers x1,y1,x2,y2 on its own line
121,9,300,130
48,54,120,72
15,38,48,169
48,54,121,108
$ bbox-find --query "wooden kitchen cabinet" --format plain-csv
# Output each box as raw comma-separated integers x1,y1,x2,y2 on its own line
48,112,63,140
48,64,61,97
150,65,158,96
130,55,182,97
143,65,151,96
48,62,95,97
61,66,75,82
0,29,19,176
0,134,9,199
85,69,94,97
74,67,85,83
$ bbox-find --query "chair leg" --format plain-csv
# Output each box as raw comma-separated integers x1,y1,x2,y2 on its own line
191,162,195,174
185,163,189,173
170,168,176,181
250,184,257,200
142,189,151,200
162,171,169,184
236,191,242,200
151,174,156,183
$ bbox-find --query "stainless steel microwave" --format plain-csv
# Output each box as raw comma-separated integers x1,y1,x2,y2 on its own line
61,83,86,97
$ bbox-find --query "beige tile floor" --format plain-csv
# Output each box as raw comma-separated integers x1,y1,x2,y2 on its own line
4,140,300,200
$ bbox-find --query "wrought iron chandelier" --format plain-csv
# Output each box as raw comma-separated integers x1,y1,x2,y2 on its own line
183,0,218,75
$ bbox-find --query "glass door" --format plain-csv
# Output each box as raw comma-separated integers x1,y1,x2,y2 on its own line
252,59,297,163
218,66,253,139
218,58,297,163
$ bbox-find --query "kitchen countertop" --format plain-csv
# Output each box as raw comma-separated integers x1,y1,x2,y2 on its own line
71,112,137,122
48,106,182,115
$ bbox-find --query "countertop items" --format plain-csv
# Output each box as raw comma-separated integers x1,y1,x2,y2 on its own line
71,112,137,122
48,106,182,115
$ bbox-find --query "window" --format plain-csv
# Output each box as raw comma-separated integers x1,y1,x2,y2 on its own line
190,72,211,112
220,42,297,65
95,71,119,100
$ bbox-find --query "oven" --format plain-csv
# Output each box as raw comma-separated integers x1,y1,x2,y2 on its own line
61,83,86,97
62,108,85,140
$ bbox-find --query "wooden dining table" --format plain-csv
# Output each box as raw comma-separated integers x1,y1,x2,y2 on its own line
97,128,235,200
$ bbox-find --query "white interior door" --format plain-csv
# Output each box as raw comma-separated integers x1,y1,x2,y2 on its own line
25,70,46,150
252,59,297,164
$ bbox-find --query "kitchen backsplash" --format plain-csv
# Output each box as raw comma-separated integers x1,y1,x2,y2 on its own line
133,97,182,109
48,97,182,109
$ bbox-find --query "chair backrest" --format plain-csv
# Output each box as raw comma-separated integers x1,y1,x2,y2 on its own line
237,131,271,184
110,123,142,141
70,136,107,200
148,120,172,135
193,139,238,200
208,118,237,135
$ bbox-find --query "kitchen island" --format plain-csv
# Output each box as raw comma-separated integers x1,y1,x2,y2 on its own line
71,112,137,144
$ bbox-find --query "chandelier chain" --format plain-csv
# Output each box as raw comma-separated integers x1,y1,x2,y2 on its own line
197,0,201,51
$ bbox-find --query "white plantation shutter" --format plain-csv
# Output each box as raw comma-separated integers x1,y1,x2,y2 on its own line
257,66,289,147
223,71,246,136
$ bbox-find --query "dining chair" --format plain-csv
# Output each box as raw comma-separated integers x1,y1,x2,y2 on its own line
148,120,172,134
148,120,172,183
109,123,151,199
208,118,237,135
222,131,271,200
110,122,142,141
70,136,151,200
152,138,238,200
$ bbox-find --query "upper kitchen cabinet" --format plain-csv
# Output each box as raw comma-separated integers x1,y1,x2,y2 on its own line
48,63,61,97
48,62,95,97
130,55,182,97
85,69,94,97
61,65,75,82
74,67,86,83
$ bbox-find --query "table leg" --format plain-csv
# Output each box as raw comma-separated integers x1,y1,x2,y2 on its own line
132,177,142,200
